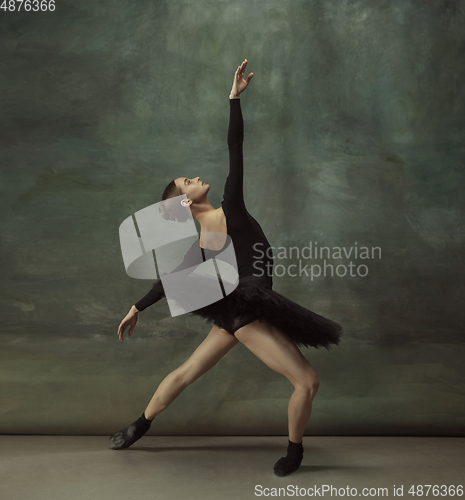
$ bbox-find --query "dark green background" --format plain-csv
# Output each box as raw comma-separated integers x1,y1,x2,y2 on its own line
1,0,464,435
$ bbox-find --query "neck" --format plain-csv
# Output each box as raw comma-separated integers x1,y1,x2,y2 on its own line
190,201,220,227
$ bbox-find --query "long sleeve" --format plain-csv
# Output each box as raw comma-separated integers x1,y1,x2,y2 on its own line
134,279,165,312
136,99,245,312
223,98,245,209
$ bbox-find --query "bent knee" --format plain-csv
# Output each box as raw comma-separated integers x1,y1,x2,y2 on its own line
296,370,320,396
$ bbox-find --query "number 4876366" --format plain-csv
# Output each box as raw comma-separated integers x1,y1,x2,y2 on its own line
1,0,56,12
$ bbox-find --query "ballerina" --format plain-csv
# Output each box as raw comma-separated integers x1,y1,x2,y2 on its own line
110,59,343,477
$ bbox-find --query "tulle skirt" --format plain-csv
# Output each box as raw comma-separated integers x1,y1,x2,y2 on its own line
187,274,343,350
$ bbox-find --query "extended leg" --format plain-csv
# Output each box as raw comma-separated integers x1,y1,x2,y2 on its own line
144,324,239,419
233,319,319,476
109,324,238,450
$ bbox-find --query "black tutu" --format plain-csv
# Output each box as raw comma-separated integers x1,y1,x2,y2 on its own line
185,274,343,350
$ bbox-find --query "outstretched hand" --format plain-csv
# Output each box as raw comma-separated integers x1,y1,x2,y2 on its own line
231,59,253,96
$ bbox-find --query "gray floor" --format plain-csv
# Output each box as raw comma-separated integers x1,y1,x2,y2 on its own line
1,435,463,500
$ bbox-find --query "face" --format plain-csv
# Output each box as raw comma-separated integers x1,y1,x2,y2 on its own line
175,176,210,203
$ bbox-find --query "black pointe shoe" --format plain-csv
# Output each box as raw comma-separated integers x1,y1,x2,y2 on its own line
273,440,304,477
273,455,302,477
109,428,134,450
108,413,154,450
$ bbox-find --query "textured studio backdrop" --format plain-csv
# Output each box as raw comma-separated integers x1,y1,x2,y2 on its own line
1,0,464,436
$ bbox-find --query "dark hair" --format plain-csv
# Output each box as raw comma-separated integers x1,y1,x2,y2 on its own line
158,179,191,223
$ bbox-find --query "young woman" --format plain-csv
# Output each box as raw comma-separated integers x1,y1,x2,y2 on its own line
110,59,343,477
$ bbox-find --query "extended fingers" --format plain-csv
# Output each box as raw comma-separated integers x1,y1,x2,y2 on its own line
236,59,247,77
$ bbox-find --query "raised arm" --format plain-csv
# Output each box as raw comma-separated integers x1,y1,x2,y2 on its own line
135,60,254,312
223,98,246,208
223,60,253,209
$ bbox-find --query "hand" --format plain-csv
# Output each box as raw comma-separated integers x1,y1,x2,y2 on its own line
117,307,138,342
230,59,253,97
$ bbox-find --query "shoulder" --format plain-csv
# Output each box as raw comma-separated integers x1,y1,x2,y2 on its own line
222,199,248,215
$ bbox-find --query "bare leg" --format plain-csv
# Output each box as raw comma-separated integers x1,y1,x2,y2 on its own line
144,324,239,419
233,319,319,476
110,324,238,450
233,319,319,443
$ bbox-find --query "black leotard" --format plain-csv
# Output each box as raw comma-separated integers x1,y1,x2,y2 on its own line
135,98,274,312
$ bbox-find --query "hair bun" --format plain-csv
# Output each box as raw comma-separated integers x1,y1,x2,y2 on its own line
158,197,190,223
